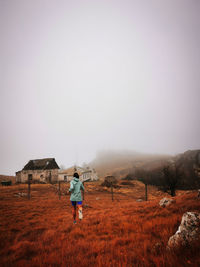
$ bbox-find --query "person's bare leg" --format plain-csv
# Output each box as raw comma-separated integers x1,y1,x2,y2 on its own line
77,204,83,220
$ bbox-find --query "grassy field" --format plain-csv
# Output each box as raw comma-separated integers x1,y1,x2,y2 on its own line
0,181,200,267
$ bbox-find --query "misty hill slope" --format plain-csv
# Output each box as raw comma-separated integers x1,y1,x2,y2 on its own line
90,150,200,183
174,150,200,187
175,150,200,171
90,150,172,179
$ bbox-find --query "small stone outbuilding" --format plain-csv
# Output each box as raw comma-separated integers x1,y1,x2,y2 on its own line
16,158,60,183
58,165,98,182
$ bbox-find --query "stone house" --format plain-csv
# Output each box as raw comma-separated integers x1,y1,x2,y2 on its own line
58,165,98,182
16,158,60,183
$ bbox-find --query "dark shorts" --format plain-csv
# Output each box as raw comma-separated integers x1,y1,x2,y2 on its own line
71,201,82,206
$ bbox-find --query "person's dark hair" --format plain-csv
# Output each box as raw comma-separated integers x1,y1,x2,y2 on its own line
73,172,79,179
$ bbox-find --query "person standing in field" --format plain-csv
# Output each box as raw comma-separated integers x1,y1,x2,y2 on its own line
69,172,84,224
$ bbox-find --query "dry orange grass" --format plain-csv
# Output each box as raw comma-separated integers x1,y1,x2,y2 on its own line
0,183,200,267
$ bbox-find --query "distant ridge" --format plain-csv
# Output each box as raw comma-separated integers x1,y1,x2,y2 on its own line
0,175,16,184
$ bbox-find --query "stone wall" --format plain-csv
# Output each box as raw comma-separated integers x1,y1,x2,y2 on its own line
17,169,59,183
81,170,98,181
58,173,73,182
58,168,99,182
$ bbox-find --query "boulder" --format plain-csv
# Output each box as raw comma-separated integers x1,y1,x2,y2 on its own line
159,198,175,207
167,212,200,249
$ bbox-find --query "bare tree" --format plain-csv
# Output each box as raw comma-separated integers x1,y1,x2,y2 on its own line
162,165,181,196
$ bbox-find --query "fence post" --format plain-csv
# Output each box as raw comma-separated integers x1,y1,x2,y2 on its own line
59,181,61,200
28,179,31,200
28,174,32,200
111,182,113,201
145,183,148,201
83,182,85,200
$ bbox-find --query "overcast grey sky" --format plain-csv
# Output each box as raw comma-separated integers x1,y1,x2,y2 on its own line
0,0,200,175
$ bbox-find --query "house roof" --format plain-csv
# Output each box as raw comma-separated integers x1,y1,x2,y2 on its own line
23,158,60,171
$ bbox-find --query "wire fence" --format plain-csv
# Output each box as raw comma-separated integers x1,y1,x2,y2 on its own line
0,180,153,203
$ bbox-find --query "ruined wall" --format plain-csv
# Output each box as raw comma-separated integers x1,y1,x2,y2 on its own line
16,172,21,183
91,170,98,181
19,169,59,183
81,170,98,181
45,169,59,183
58,167,99,182
58,173,73,182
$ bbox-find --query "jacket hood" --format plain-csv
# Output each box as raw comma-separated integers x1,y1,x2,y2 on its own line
73,177,80,183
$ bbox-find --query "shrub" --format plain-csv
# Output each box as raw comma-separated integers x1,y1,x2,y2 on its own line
101,176,118,188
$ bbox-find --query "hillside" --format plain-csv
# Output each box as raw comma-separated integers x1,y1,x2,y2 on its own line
0,183,200,266
90,150,172,179
90,150,200,189
0,175,16,184
175,150,200,177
